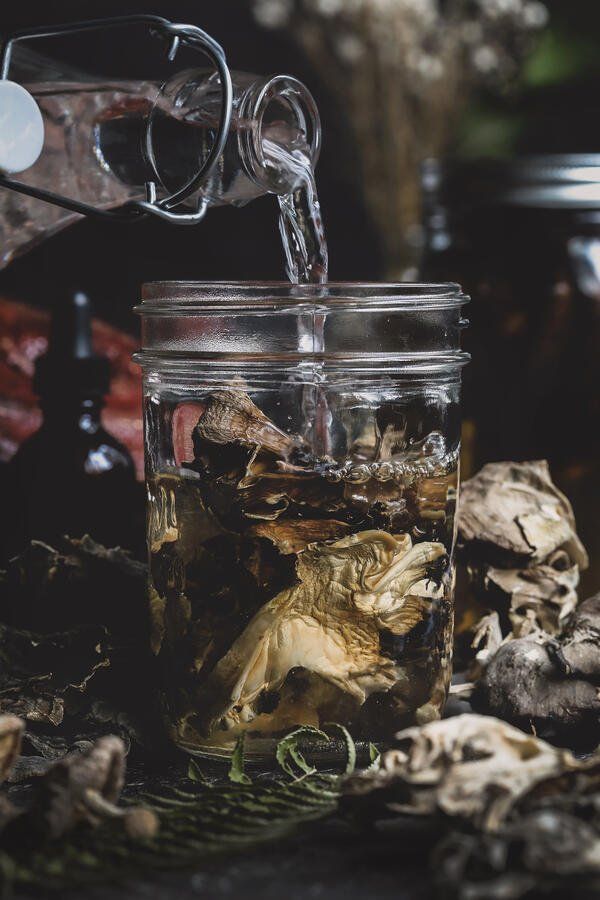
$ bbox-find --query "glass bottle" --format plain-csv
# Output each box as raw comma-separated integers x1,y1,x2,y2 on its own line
421,154,600,594
0,43,320,268
0,290,140,562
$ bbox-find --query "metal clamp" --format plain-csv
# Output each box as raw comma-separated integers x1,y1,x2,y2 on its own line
0,15,233,224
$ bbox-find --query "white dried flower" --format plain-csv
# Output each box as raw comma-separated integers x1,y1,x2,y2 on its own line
334,32,366,64
522,1,549,28
252,0,294,29
417,54,444,80
309,0,345,16
472,44,500,74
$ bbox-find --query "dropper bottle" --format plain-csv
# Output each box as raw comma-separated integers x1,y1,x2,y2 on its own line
1,290,139,560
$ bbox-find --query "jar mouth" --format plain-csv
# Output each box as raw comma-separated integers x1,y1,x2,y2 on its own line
133,349,470,375
138,281,468,313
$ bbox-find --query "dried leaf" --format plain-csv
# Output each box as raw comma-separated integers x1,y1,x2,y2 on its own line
228,735,251,785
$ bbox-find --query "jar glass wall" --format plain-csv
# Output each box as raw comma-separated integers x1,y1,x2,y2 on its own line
135,282,469,759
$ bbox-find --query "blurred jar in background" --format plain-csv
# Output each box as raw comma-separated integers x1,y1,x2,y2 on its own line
421,155,600,592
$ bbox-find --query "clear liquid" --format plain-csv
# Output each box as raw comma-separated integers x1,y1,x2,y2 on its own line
265,138,328,284
147,391,457,758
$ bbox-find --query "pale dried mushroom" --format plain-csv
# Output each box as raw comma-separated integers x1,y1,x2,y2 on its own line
457,461,588,647
344,713,595,832
193,530,447,736
485,548,580,638
0,715,24,782
458,460,587,567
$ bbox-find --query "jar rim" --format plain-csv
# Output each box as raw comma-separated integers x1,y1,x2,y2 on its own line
138,281,468,312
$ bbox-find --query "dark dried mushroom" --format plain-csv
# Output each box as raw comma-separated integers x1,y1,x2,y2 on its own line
556,592,600,680
474,593,600,745
194,390,301,459
248,519,353,554
0,536,147,637
434,807,600,900
22,734,157,840
0,622,110,727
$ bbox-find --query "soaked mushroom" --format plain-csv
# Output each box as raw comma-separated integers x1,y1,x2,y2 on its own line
193,530,447,737
248,519,353,555
194,390,302,460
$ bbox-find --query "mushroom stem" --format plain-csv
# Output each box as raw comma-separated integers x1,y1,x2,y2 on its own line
83,787,125,819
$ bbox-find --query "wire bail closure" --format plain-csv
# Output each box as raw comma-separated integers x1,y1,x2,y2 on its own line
0,15,233,225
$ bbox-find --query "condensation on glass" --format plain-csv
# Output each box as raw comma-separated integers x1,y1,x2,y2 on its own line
135,282,469,759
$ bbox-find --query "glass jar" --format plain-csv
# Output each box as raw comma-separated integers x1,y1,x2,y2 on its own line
421,155,600,593
134,282,469,759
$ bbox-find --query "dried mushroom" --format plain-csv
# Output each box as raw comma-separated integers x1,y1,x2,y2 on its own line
435,808,600,900
456,461,588,648
0,714,24,782
344,713,598,832
12,735,158,841
474,593,600,745
248,518,353,555
0,535,147,637
458,461,587,568
193,530,447,737
194,389,301,459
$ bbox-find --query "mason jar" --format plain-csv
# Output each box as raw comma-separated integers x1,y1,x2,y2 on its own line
134,282,469,759
421,155,600,593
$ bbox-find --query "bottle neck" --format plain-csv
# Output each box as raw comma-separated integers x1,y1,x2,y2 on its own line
39,395,105,431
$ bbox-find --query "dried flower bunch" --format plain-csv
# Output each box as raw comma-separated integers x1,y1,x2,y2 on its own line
251,0,547,273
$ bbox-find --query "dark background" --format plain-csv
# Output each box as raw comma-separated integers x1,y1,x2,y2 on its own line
1,1,599,589
0,0,382,331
